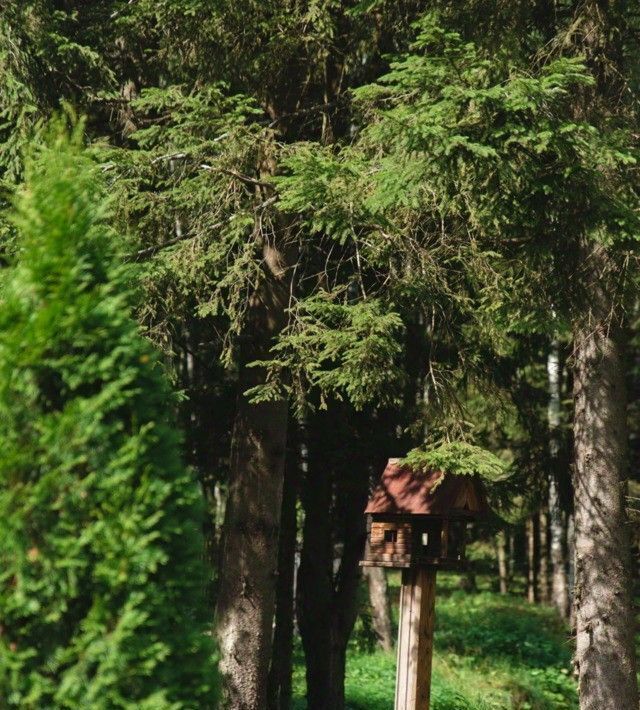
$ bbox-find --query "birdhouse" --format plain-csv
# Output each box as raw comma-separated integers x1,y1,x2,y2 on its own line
361,458,489,570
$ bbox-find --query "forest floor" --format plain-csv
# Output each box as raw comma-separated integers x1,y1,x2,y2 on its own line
292,572,578,709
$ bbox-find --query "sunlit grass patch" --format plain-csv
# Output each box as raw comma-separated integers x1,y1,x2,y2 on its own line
292,589,578,709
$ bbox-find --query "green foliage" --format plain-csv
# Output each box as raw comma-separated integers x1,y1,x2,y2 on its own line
280,11,640,341
436,592,571,668
96,83,267,360
0,125,217,708
403,442,509,482
247,294,405,410
0,2,116,182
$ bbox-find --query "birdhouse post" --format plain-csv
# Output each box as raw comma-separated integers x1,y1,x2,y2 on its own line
361,458,488,710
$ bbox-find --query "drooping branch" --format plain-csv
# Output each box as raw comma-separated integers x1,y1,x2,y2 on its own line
126,196,278,262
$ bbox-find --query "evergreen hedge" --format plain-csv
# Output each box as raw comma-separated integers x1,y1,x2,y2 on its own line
0,124,218,708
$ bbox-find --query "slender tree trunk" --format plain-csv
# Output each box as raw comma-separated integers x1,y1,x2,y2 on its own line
548,341,570,618
567,512,576,628
538,507,550,604
267,420,300,710
297,433,332,709
550,502,569,617
213,483,226,547
363,566,393,652
297,410,368,710
508,531,515,587
572,243,638,710
526,516,537,603
327,514,366,710
497,530,509,595
459,565,477,593
298,487,367,710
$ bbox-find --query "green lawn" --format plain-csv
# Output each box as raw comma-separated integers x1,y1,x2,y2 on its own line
292,574,578,709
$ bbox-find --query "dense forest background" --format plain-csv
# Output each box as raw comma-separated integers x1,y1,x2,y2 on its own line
1,1,639,709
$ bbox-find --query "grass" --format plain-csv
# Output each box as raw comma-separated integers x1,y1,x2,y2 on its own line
292,572,578,709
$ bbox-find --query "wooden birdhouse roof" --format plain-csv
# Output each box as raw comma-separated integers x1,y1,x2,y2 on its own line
365,458,489,517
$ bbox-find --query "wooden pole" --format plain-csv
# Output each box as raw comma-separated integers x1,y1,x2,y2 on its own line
394,567,437,710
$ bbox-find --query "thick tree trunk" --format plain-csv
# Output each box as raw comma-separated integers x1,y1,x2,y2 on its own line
364,566,393,652
526,516,537,603
214,220,292,707
496,530,509,595
572,244,638,710
267,421,300,710
538,508,550,604
547,341,570,618
215,384,288,709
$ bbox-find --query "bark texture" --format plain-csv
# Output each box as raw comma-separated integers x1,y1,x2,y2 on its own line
568,513,576,629
364,566,394,652
214,217,293,708
572,245,638,710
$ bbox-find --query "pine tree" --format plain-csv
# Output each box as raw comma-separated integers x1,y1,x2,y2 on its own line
0,124,218,709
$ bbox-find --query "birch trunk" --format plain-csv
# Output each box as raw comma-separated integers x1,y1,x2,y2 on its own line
497,530,509,595
526,517,537,604
538,508,550,604
547,342,570,618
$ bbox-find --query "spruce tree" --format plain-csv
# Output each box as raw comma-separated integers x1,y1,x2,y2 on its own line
0,124,218,709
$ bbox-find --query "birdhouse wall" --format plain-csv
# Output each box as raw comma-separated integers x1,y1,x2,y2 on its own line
361,514,469,570
370,520,412,560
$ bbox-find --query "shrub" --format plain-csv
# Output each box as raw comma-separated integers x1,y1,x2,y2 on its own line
0,124,218,708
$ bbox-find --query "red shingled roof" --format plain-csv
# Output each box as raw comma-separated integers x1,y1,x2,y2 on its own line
365,458,488,516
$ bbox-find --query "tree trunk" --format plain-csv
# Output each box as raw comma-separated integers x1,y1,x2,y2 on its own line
526,516,537,603
214,208,293,707
459,565,477,593
297,431,333,710
364,566,393,652
497,530,509,595
508,531,515,586
547,340,570,618
267,420,300,710
298,487,367,710
572,243,638,710
538,507,550,604
567,512,576,628
297,409,368,710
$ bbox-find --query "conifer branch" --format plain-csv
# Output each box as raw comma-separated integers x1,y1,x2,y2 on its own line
127,196,278,262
